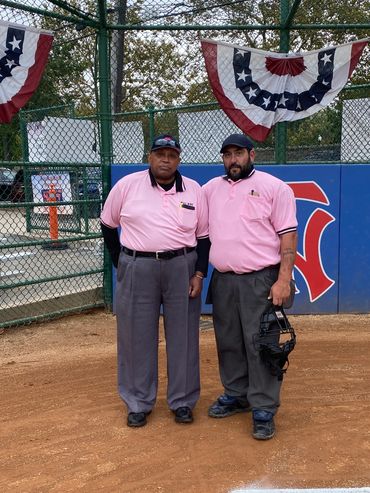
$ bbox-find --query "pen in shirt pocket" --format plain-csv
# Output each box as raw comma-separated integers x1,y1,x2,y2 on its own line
180,202,195,210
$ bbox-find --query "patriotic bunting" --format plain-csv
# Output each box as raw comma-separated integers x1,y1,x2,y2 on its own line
201,38,368,141
0,20,53,123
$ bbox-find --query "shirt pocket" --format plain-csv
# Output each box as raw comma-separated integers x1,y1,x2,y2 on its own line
241,194,269,221
178,205,197,231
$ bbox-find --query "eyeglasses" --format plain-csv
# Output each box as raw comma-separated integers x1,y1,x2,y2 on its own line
153,138,178,148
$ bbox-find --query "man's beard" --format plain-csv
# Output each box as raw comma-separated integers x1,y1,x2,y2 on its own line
226,158,252,182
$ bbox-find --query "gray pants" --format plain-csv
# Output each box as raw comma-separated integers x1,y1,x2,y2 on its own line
115,250,201,413
210,267,282,414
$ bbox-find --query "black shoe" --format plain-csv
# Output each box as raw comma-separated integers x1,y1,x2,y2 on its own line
174,406,193,423
252,418,275,440
127,412,149,428
208,394,251,418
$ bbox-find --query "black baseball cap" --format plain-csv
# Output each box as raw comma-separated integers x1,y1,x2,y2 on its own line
151,134,181,153
220,134,254,153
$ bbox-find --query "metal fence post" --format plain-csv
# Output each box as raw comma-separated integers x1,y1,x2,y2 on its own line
148,104,155,147
18,110,32,232
97,0,114,309
275,0,290,164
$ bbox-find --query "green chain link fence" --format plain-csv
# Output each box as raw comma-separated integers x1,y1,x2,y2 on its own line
111,95,370,164
0,0,369,327
1,105,104,328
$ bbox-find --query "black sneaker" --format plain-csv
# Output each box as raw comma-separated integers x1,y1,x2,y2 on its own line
252,418,275,440
127,412,149,428
174,406,193,423
208,394,251,418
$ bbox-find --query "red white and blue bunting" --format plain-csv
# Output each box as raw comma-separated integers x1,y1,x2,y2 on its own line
201,38,368,141
0,20,53,123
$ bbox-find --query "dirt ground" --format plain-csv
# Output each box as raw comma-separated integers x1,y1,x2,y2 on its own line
1,310,370,493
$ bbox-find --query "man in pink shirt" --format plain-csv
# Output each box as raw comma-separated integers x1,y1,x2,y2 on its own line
203,133,297,440
100,134,209,428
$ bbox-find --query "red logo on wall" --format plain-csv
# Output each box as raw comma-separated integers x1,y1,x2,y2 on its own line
289,181,335,302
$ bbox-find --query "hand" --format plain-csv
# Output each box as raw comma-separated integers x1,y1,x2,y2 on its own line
189,274,203,298
268,279,292,306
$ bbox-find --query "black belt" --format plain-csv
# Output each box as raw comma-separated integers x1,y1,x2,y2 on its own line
122,246,195,260
219,264,280,275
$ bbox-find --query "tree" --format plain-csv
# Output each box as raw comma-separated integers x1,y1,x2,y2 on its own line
1,0,368,156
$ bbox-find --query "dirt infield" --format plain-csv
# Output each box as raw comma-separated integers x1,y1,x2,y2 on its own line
1,310,370,493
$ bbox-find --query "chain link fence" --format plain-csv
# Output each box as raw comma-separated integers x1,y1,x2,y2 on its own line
111,96,370,164
0,0,369,327
1,106,104,329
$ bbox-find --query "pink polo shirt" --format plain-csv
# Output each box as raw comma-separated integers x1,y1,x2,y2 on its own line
100,170,208,251
203,169,297,273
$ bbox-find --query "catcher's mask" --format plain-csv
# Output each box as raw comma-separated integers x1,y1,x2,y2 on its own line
255,304,296,381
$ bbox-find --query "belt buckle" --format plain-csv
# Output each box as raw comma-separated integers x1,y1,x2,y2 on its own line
155,251,163,260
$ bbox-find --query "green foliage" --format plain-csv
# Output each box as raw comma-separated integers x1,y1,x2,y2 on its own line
0,0,369,158
0,118,22,161
288,103,342,146
117,34,190,110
